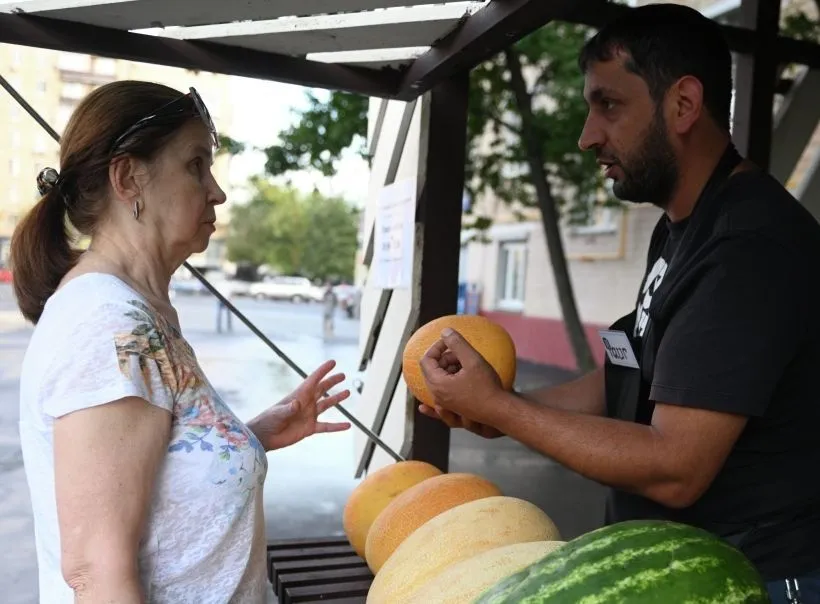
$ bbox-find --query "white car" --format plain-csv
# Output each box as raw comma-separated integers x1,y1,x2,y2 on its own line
248,276,323,303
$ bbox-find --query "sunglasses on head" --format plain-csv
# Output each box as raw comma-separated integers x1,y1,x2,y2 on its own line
110,87,220,155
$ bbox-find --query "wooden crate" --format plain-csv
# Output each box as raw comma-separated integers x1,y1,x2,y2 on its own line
267,537,374,603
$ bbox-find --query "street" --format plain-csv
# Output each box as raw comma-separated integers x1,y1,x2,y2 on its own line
0,283,363,603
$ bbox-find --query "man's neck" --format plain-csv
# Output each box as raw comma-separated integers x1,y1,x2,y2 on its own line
664,134,734,223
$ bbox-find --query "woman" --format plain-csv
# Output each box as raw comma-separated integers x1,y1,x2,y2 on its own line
10,81,351,603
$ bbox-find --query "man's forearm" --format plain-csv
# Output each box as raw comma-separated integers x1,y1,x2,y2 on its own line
519,367,606,416
489,391,687,507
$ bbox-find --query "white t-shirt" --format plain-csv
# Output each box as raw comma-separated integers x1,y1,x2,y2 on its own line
18,273,272,603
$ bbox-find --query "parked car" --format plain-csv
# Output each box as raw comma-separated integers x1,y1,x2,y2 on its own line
248,276,323,303
0,266,13,283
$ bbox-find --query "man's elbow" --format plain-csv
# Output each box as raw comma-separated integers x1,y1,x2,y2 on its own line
645,478,707,510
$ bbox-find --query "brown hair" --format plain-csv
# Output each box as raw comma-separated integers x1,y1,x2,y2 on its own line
9,80,199,324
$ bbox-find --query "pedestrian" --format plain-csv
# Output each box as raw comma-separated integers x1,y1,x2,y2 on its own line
416,5,820,603
9,81,351,603
216,283,233,333
322,281,337,339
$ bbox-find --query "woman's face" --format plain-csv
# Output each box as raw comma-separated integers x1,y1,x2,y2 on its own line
139,119,226,260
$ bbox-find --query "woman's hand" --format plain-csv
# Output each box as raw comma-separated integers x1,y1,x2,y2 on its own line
248,360,351,451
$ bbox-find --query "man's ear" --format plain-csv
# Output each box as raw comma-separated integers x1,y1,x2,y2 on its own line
668,75,704,135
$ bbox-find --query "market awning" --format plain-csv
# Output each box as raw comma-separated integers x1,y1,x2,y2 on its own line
2,0,819,102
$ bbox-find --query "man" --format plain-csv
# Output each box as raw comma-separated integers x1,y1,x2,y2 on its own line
417,4,820,602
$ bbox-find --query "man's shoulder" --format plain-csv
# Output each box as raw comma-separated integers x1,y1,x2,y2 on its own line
718,169,820,240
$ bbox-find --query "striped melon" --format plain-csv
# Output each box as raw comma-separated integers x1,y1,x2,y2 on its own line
406,540,566,604
475,519,770,604
366,496,561,604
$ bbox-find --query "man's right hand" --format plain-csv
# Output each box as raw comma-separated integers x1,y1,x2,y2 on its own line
418,403,505,439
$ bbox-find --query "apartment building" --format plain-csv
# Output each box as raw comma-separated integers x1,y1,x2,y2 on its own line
459,0,820,370
0,44,235,269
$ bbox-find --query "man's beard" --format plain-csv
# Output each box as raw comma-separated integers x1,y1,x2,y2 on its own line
607,111,679,207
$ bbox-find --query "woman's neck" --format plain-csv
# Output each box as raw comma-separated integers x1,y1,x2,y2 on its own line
81,235,175,306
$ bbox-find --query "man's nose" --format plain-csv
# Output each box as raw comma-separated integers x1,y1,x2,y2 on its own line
578,115,604,152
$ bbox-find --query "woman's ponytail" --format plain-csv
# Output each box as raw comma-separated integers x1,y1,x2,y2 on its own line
9,168,80,324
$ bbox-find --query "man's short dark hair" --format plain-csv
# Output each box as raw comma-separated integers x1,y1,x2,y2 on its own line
579,3,733,132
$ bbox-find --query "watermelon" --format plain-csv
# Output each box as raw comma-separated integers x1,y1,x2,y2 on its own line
474,520,770,603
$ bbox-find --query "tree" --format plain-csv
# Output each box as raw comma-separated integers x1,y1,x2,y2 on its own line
226,178,360,282
261,23,604,372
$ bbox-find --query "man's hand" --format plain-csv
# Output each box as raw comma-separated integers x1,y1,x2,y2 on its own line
418,328,506,433
417,403,504,439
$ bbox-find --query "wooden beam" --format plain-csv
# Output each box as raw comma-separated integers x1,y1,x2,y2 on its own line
396,0,566,100
0,12,401,98
407,71,470,470
731,0,781,169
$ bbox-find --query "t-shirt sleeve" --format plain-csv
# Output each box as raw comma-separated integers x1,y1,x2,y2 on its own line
649,237,803,417
41,299,177,418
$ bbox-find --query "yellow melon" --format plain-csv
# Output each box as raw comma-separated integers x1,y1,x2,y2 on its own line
366,496,562,604
405,540,566,604
364,472,502,574
342,460,443,559
401,314,517,406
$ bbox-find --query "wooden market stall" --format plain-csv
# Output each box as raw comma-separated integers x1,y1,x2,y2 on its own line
3,0,820,601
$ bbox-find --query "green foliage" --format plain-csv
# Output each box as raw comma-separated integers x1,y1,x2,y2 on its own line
466,23,612,227
781,3,820,43
264,91,369,177
226,179,360,281
217,134,247,156
262,23,612,228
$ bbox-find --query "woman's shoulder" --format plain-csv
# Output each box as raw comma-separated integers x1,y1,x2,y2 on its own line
39,272,158,334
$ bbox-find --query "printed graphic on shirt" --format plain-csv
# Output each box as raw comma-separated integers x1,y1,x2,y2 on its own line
634,256,668,338
114,299,267,492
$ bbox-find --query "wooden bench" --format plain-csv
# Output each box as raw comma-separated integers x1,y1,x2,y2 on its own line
267,537,374,603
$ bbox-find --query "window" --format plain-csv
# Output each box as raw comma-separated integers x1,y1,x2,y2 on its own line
569,205,620,237
58,52,92,72
9,158,20,177
56,103,74,132
34,135,48,154
11,46,22,68
94,58,117,76
61,82,85,100
497,241,527,312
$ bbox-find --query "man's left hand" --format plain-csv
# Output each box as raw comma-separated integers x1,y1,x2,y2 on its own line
418,328,504,426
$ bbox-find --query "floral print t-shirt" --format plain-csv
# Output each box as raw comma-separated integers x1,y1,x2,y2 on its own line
18,273,271,603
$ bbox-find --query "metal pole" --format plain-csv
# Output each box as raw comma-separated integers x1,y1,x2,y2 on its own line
0,72,405,463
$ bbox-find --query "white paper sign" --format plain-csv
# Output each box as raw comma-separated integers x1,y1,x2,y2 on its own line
372,178,416,289
598,329,640,369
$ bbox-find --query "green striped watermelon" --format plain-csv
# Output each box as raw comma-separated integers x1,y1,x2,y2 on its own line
474,520,769,603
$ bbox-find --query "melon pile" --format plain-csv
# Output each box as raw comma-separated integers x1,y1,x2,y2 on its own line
343,463,770,603
342,462,564,604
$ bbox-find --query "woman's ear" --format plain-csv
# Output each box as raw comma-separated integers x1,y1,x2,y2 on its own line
108,156,145,209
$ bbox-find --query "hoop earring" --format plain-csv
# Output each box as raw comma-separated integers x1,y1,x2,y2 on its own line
133,199,141,221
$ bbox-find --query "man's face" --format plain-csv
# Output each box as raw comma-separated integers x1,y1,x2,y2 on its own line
578,53,679,207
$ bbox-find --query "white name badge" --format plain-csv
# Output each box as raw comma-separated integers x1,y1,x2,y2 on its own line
598,330,640,369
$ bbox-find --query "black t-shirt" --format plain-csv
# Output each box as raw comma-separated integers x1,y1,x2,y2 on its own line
606,168,820,581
